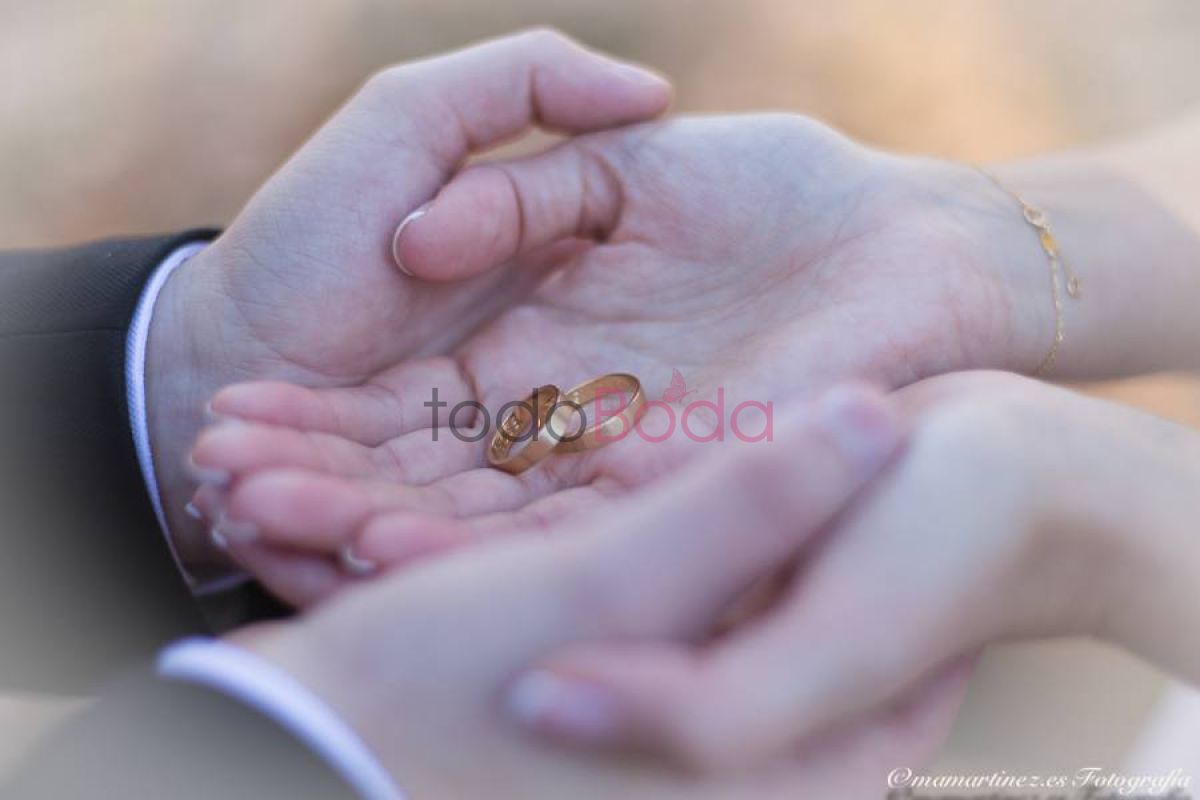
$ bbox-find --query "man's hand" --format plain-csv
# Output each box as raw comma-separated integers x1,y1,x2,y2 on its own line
141,30,672,570
232,387,971,798
187,114,1052,602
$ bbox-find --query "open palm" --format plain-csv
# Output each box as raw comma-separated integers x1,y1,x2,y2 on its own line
146,31,673,569
191,114,1032,604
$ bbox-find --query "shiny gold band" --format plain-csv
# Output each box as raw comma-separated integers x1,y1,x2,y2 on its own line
553,373,647,454
486,385,563,475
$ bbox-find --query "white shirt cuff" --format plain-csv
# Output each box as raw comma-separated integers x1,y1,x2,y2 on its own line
125,242,247,594
159,637,404,800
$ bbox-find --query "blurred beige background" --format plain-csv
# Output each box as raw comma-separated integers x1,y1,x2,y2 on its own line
3,0,1199,784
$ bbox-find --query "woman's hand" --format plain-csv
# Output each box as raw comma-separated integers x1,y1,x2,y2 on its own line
513,371,1200,769
188,114,1050,603
233,387,972,799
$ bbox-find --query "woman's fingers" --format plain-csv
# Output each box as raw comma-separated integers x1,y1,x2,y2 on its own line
208,357,477,446
224,541,349,609
189,389,632,560
352,485,612,569
214,458,584,554
191,422,376,481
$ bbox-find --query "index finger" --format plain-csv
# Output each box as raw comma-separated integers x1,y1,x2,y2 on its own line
377,28,671,166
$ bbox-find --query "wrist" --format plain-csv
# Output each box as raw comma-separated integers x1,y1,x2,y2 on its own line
166,629,405,800
1017,390,1200,681
1051,406,1200,681
145,250,239,572
901,157,1059,378
972,153,1200,379
231,619,394,766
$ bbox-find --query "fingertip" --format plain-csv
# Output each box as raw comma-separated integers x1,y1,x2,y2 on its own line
190,421,239,463
506,669,623,745
189,482,226,524
601,61,673,115
390,201,432,277
190,420,282,477
227,470,370,551
228,541,348,609
814,382,902,468
184,499,203,520
506,28,671,128
356,512,469,568
392,168,519,283
186,446,232,487
506,645,716,766
338,544,379,578
211,381,318,426
209,382,262,417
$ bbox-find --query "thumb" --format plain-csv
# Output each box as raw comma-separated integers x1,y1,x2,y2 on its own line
393,131,633,282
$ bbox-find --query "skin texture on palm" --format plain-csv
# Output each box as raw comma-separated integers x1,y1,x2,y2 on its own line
143,29,674,568
233,389,973,799
190,114,1047,604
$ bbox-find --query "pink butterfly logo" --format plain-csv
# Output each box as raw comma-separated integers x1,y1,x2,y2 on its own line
660,368,697,404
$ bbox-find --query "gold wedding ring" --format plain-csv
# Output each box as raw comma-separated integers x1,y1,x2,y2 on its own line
485,374,647,474
553,373,646,454
486,385,564,475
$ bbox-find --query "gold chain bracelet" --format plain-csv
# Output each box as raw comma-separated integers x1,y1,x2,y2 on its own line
977,168,1082,377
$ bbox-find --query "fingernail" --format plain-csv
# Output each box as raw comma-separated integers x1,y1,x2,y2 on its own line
210,527,230,551
818,386,896,465
184,501,203,521
187,455,231,488
212,512,258,544
608,62,671,92
507,671,619,741
203,401,241,426
391,201,432,277
339,545,378,577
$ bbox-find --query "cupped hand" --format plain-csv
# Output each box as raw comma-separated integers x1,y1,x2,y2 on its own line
512,371,1200,769
234,388,972,799
145,30,671,568
189,112,1051,602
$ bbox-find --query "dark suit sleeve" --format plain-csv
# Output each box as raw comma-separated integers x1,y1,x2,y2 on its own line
0,232,218,692
3,671,356,799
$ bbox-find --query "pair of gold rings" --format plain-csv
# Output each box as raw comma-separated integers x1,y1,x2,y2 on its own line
486,373,647,475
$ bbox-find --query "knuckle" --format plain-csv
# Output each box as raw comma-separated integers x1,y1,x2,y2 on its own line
722,440,830,539
515,26,573,52
363,63,411,96
910,397,1019,473
574,144,625,239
